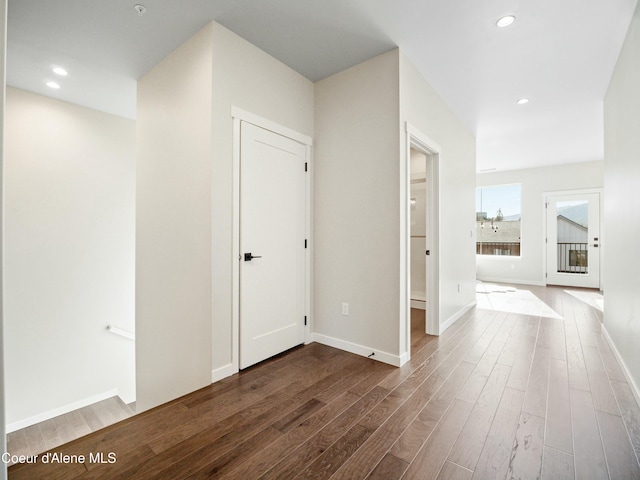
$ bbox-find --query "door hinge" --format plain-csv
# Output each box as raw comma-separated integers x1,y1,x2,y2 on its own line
304,316,307,326
545,238,547,243
305,162,308,172
305,239,308,249
545,273,548,278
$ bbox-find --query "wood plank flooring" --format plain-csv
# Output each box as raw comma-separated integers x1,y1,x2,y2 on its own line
6,397,134,466
8,284,640,479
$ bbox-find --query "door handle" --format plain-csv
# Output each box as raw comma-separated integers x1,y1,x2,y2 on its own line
244,252,262,261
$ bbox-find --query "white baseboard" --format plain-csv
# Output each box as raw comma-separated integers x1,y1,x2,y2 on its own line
7,389,118,433
398,351,409,367
476,276,545,287
313,333,402,367
411,299,426,310
440,300,477,334
211,363,237,383
601,324,640,408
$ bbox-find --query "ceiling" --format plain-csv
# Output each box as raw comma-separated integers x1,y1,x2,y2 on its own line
6,0,638,172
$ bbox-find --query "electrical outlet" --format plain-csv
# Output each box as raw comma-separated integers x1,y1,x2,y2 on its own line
341,302,349,316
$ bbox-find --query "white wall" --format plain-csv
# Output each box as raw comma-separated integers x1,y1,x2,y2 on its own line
314,50,401,362
476,161,604,285
4,87,136,427
136,25,214,412
314,50,477,363
137,21,314,398
399,53,477,336
210,23,314,375
603,2,640,391
1,1,7,476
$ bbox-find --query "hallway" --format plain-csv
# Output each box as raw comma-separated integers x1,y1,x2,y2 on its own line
8,285,639,479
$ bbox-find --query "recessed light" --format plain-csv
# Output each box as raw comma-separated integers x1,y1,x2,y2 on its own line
516,98,529,105
46,81,61,89
496,15,516,27
52,67,68,76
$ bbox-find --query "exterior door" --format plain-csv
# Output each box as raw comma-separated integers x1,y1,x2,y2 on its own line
240,121,306,369
546,192,600,288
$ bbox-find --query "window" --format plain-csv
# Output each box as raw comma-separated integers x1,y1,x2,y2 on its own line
476,184,521,256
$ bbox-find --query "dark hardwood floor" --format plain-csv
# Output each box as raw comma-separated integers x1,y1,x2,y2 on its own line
8,285,640,479
6,396,134,465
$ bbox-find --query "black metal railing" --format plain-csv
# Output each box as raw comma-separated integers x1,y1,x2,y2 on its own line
476,242,521,256
557,242,588,273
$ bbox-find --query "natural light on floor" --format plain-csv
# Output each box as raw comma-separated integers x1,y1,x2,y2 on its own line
564,288,604,312
476,281,563,319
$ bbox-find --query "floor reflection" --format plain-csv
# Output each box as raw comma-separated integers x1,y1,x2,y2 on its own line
564,288,604,311
476,281,563,319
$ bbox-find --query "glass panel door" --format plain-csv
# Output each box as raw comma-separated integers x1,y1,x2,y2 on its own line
546,192,600,288
555,199,589,274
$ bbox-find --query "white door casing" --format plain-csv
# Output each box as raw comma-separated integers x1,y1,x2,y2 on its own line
402,122,440,364
545,191,601,288
239,121,307,369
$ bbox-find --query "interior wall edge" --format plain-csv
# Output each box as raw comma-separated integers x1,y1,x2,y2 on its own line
1,1,7,478
602,324,640,408
439,300,477,335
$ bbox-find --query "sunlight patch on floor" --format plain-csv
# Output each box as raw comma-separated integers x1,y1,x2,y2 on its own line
476,282,563,319
564,289,604,312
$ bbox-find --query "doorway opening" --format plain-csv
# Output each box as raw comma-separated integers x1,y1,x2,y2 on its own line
410,149,428,350
402,123,440,363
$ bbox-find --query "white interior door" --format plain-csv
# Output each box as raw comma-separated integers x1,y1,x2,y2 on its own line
546,192,600,288
240,121,306,369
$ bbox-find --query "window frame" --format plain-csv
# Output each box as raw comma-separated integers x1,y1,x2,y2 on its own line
476,183,522,258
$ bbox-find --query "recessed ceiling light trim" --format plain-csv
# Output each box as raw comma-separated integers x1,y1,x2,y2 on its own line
496,15,516,28
46,81,61,89
134,4,147,16
516,98,529,105
52,67,68,76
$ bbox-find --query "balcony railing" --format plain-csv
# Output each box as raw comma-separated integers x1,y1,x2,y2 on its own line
557,242,588,274
476,242,520,256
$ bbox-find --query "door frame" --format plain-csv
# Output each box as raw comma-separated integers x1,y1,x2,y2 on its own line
543,187,603,289
402,122,440,364
231,107,313,373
